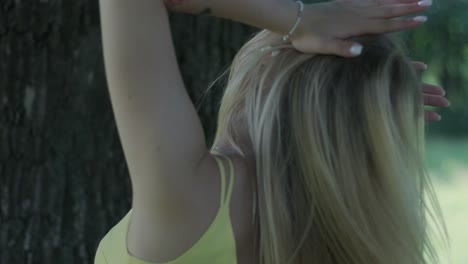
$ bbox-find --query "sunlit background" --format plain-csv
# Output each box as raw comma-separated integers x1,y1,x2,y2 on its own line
425,137,468,263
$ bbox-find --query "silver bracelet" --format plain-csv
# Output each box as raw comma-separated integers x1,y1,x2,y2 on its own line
283,0,304,42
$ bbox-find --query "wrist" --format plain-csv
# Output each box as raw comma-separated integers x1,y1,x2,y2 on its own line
268,0,302,37
257,0,301,36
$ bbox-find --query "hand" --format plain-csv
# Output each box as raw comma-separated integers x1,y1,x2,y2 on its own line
290,0,431,57
411,61,450,123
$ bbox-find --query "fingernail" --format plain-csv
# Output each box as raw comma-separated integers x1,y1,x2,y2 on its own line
413,16,428,22
423,64,428,70
418,0,432,6
350,43,363,56
437,115,442,121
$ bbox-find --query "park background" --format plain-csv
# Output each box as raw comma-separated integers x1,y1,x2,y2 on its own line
0,0,466,263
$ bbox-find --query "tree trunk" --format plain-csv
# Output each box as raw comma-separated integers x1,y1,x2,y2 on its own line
0,1,256,263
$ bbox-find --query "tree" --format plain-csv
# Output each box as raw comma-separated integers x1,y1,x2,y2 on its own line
0,1,255,263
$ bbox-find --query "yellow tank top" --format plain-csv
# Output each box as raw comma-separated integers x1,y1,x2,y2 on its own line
94,154,237,264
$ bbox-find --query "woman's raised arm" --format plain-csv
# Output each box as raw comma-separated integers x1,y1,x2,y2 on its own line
99,0,210,214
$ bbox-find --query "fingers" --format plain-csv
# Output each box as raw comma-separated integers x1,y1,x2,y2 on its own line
424,93,450,107
422,83,446,96
411,62,447,96
421,80,449,123
411,61,428,71
425,110,441,122
375,0,421,3
336,0,420,6
365,16,427,34
309,37,364,57
359,0,431,34
365,2,430,18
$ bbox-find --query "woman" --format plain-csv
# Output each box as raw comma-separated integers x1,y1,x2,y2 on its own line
96,0,449,263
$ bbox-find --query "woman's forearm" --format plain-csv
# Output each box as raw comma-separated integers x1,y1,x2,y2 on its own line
164,0,298,36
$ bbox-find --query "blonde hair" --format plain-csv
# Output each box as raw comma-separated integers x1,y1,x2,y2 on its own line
210,30,449,264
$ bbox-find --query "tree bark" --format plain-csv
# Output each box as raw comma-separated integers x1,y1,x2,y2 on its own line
0,1,256,263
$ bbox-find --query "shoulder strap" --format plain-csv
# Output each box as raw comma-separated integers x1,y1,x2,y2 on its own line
212,153,235,205
223,155,235,205
212,155,227,207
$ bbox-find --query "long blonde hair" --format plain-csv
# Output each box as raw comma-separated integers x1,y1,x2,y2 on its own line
211,30,449,264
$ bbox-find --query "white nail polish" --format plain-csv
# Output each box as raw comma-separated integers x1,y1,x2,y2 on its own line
413,16,428,22
418,0,432,6
350,44,363,56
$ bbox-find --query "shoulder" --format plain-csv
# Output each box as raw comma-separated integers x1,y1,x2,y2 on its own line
126,152,255,262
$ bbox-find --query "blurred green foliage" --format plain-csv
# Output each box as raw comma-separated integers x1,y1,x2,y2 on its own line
404,0,468,137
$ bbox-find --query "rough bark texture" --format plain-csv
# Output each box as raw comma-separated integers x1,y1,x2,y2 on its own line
0,1,256,263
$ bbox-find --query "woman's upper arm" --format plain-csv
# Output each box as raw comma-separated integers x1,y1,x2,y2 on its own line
99,0,209,210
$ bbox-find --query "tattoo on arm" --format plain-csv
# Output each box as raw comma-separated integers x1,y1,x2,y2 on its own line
163,0,212,16
198,8,212,16
163,0,188,9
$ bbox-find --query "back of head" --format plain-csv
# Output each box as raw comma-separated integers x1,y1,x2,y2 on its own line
212,30,448,264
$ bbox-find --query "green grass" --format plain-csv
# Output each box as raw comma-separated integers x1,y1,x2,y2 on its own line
425,136,468,264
